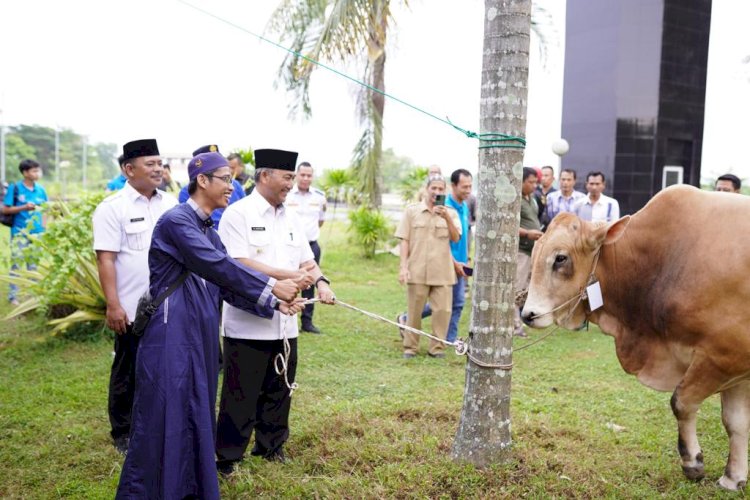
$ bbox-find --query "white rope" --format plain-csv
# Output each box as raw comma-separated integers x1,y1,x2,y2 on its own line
274,314,299,396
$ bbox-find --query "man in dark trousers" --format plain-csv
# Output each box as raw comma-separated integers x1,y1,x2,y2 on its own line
287,160,328,333
215,149,335,473
92,139,178,453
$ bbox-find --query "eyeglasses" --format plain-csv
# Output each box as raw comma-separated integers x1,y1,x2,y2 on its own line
204,173,233,185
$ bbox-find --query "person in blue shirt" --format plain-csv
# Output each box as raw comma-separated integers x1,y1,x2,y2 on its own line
178,144,244,228
2,159,48,305
105,155,128,192
397,169,473,344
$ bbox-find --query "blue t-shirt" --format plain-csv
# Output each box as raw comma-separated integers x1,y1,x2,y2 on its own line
177,179,245,229
4,181,48,236
447,194,469,264
106,173,127,191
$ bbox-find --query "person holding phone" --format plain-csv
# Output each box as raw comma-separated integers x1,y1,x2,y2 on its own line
397,169,474,344
395,174,461,359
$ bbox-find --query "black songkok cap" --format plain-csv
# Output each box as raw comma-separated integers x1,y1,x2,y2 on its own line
255,149,298,171
192,144,220,157
123,139,160,160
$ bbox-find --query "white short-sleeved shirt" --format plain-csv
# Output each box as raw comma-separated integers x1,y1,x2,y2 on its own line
573,193,621,223
286,186,327,242
92,182,178,322
218,189,314,340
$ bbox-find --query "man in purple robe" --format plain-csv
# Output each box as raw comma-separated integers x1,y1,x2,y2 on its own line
116,152,302,500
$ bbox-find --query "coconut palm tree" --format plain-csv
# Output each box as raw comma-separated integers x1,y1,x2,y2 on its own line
268,0,393,208
451,0,532,466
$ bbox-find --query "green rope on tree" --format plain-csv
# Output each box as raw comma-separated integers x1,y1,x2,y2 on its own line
178,0,526,150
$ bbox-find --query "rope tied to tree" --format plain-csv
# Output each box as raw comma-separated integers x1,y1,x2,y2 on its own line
448,119,527,150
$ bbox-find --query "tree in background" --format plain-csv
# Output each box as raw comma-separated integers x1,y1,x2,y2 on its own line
452,0,532,466
268,0,396,208
380,147,414,193
3,125,118,193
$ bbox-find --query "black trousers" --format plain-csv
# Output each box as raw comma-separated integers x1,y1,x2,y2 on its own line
301,240,321,327
108,326,140,440
215,337,297,463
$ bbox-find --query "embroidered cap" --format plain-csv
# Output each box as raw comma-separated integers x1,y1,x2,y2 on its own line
188,152,229,180
192,144,220,157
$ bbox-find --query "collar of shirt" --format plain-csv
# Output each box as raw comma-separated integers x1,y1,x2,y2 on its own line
585,193,609,206
290,185,309,195
123,180,162,202
249,188,286,217
186,197,211,222
447,194,467,213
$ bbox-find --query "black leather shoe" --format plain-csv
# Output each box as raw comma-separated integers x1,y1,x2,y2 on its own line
266,449,286,463
216,460,237,477
113,436,129,456
301,324,322,334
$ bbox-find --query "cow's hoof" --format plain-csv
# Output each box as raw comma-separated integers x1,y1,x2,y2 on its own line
682,464,705,481
717,475,746,491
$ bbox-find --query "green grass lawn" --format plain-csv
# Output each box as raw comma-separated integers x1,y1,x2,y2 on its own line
0,223,737,498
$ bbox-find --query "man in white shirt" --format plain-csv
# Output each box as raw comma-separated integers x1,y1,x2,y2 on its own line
92,138,178,454
286,161,327,333
546,168,586,222
574,171,621,223
215,149,335,472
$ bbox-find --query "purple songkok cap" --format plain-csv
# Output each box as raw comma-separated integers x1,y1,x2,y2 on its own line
188,152,229,180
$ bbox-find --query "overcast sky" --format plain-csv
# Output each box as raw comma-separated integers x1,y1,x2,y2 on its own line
0,0,747,182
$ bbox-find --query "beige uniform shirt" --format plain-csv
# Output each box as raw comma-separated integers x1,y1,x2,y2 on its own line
395,202,461,286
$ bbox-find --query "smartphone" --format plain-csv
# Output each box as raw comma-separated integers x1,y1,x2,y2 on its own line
434,194,446,206
462,266,474,276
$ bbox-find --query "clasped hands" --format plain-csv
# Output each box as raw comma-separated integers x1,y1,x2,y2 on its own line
272,263,336,315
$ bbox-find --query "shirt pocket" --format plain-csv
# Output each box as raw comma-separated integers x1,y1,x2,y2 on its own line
285,232,302,268
247,230,272,257
435,219,449,239
124,221,149,251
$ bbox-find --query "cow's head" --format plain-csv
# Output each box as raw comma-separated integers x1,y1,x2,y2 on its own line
521,213,630,329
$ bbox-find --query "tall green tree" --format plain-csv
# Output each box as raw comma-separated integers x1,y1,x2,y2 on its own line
452,0,531,465
268,0,396,208
3,134,36,182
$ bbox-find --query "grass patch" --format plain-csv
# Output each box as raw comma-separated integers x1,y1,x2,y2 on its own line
0,222,738,498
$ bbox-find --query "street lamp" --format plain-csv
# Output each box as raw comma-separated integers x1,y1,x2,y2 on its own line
551,138,570,157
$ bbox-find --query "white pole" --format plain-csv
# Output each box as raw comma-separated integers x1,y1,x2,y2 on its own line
55,126,60,186
0,93,5,184
82,135,87,190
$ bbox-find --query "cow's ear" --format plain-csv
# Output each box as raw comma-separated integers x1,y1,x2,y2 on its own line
602,216,630,245
589,216,631,248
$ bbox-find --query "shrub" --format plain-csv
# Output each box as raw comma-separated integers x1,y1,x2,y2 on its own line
0,193,108,334
347,206,392,258
399,166,429,204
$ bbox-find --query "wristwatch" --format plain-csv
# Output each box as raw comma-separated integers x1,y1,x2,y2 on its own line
315,275,331,286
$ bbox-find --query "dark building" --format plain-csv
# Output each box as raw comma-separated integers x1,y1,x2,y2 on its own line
561,0,712,214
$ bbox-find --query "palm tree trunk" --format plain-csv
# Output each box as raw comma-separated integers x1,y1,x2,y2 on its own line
367,1,387,208
451,0,531,467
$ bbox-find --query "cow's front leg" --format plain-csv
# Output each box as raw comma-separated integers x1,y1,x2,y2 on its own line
671,387,705,481
718,382,750,491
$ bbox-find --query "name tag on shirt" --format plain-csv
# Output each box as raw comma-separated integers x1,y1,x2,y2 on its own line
252,227,266,231
130,217,145,223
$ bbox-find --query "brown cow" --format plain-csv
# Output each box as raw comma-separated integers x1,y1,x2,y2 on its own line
521,185,750,490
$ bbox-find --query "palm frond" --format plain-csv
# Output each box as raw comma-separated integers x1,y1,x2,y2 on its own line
4,297,42,320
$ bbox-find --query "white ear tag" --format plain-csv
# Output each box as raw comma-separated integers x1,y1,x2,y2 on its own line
586,281,604,311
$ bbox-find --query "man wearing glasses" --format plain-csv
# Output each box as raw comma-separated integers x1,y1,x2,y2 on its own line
177,145,245,228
